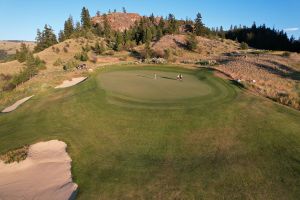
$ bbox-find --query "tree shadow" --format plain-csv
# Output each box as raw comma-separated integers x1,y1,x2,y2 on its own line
160,76,177,80
173,39,187,49
136,74,153,79
253,61,300,81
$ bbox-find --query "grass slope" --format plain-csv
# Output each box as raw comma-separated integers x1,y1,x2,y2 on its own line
0,65,300,199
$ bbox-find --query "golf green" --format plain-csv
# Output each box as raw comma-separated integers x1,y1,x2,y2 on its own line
99,70,211,101
0,65,300,199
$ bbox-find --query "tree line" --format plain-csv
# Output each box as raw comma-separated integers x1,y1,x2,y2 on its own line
225,23,300,52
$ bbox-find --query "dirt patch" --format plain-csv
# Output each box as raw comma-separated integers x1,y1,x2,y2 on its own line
0,140,78,200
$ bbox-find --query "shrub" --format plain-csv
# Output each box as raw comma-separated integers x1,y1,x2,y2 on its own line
2,82,16,91
53,58,63,66
74,51,88,61
55,47,60,54
104,50,115,56
0,145,29,164
240,42,249,50
63,47,69,53
93,41,106,55
15,43,31,63
282,52,291,57
11,55,46,87
164,49,172,60
63,59,78,71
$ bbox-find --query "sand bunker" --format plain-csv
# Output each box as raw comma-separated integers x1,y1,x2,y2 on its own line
0,140,78,200
2,95,34,113
55,77,87,89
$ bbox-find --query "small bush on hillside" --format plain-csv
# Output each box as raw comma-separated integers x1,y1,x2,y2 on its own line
63,59,78,71
282,52,291,57
93,41,106,55
164,49,172,60
74,51,88,61
63,47,69,53
55,47,60,54
82,44,91,52
103,50,115,56
15,43,31,63
11,55,46,87
53,58,63,66
240,42,249,50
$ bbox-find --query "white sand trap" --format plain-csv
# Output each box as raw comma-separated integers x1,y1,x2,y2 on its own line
55,77,87,89
2,95,34,113
0,140,78,200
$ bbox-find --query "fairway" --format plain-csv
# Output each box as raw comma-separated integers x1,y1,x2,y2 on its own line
1,65,300,200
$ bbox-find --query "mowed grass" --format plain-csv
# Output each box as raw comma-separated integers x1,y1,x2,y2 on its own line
0,65,300,199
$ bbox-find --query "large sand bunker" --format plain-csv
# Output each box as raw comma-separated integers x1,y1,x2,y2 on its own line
0,140,78,200
55,77,87,89
2,95,34,113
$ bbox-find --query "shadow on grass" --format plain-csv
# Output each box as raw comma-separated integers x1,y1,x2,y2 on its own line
160,76,177,80
136,74,153,79
230,80,245,89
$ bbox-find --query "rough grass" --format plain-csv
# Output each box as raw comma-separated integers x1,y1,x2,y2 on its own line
0,145,29,164
0,65,300,199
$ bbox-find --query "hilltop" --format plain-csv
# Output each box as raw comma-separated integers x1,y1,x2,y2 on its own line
92,12,142,31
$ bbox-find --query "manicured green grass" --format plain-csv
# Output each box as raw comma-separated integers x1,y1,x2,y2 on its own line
0,65,300,199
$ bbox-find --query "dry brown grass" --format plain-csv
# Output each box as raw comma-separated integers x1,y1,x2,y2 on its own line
150,35,239,63
0,145,29,164
216,53,300,110
0,41,35,55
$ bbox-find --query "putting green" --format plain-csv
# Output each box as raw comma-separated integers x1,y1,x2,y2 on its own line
98,68,232,108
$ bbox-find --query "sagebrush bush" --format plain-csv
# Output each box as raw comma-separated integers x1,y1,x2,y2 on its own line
240,42,249,50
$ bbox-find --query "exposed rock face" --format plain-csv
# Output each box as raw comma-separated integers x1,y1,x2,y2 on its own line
92,12,142,31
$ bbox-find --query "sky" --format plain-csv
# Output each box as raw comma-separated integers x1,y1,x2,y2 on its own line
0,0,299,41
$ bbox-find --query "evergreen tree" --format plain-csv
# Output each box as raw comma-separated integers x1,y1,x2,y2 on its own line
186,33,198,51
58,30,65,42
96,11,101,17
35,25,58,52
114,32,123,51
64,16,74,39
194,13,205,36
81,7,92,29
167,14,178,34
103,14,112,38
122,7,126,13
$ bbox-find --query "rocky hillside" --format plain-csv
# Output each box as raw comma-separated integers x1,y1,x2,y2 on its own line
92,12,142,31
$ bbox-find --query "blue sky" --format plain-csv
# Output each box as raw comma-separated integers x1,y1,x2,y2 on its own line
0,0,299,41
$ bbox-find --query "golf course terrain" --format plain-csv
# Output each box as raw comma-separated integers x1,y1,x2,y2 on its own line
0,65,300,199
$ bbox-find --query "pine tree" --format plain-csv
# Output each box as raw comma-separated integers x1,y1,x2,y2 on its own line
114,32,123,51
64,16,74,39
167,14,178,34
194,13,205,36
122,7,126,13
103,14,112,38
186,33,198,51
81,7,92,29
96,11,101,17
58,30,65,42
35,25,58,52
